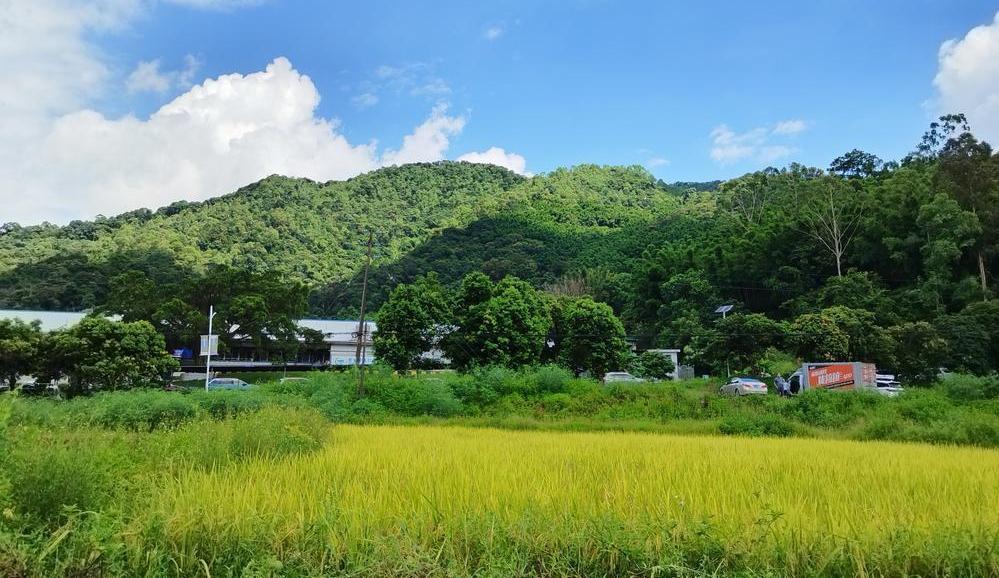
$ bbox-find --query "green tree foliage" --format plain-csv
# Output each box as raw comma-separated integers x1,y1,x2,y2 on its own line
829,149,884,178
374,273,451,371
97,266,309,359
702,313,787,374
788,313,850,361
2,116,999,377
937,301,999,375
36,316,178,395
890,322,947,384
820,306,895,367
553,297,629,378
0,319,42,388
443,273,551,370
633,350,676,380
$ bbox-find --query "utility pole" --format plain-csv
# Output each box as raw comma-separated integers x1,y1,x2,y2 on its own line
204,305,217,390
355,230,374,397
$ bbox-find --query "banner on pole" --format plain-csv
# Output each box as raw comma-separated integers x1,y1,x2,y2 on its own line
200,334,219,356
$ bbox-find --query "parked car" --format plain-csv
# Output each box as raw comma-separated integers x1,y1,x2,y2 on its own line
875,373,904,397
603,372,645,384
18,382,61,397
206,377,252,391
719,376,768,396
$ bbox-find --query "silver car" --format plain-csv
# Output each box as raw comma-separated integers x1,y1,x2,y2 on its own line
206,377,252,391
719,377,768,396
603,372,645,384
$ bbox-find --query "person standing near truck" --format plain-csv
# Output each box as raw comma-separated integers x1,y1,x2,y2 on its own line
774,375,789,397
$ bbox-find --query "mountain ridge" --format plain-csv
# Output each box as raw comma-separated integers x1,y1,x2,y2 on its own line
0,161,707,312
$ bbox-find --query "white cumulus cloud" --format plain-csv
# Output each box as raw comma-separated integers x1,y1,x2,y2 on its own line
709,121,805,165
382,104,466,166
126,55,201,93
0,1,527,224
2,58,473,223
458,147,531,175
772,119,807,135
934,11,999,143
484,26,504,41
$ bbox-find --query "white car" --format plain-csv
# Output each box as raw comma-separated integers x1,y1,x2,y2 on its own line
206,377,252,391
719,377,768,396
875,374,904,397
603,372,645,384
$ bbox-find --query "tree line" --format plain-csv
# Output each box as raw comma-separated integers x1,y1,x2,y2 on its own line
2,114,998,384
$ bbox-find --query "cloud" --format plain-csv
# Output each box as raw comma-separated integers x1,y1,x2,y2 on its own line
645,157,670,168
351,92,379,109
0,1,518,224
382,104,466,166
410,78,451,97
352,62,450,108
709,121,803,165
0,0,140,124
484,26,504,40
163,0,266,9
126,55,201,93
772,119,807,135
933,11,999,143
458,147,531,175
2,58,473,223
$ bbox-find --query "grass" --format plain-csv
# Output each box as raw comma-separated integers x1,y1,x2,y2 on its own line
1,370,998,576
148,425,999,576
10,368,997,447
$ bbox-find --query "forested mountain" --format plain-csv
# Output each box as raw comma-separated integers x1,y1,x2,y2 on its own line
2,115,998,378
0,162,687,312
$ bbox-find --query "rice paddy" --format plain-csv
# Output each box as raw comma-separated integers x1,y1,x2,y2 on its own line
148,425,999,576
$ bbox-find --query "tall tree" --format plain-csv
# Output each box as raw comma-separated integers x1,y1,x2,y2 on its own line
935,130,998,299
0,319,41,389
829,149,884,179
553,297,629,378
374,273,451,371
797,177,864,277
443,274,550,369
35,316,178,396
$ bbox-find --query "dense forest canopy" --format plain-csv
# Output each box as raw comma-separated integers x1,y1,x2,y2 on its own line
2,115,998,378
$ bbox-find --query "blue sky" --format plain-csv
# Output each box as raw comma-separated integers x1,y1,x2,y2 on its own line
4,0,999,222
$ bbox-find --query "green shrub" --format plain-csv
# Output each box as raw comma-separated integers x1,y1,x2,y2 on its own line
785,389,884,428
350,398,388,417
896,391,952,424
938,374,999,402
188,390,265,420
533,365,572,394
719,413,795,437
366,377,462,417
449,373,500,407
474,366,529,396
5,430,130,524
538,393,574,415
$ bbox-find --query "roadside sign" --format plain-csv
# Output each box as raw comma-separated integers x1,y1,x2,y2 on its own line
200,334,219,356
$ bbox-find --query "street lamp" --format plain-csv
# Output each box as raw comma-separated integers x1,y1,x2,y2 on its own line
202,305,218,390
715,304,734,377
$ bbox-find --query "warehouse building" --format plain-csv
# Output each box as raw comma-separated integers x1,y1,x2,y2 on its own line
0,309,375,371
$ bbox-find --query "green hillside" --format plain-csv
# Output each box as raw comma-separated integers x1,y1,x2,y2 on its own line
0,162,684,312
3,116,998,381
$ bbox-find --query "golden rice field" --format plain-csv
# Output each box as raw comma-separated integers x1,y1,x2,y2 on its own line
147,425,999,577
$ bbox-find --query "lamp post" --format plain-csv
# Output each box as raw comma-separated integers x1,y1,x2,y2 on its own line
204,305,217,391
714,304,734,378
